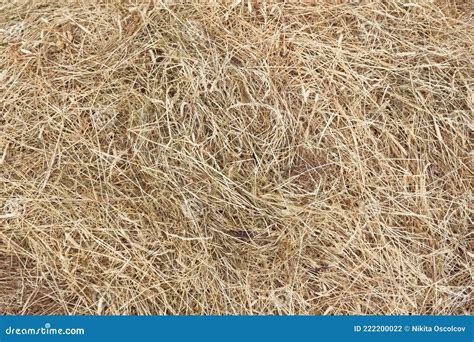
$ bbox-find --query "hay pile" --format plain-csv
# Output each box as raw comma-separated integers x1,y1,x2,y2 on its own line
1,0,472,315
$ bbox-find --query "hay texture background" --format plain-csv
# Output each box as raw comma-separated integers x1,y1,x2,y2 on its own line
1,0,473,315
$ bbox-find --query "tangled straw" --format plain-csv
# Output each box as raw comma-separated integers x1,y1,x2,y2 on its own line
1,0,472,315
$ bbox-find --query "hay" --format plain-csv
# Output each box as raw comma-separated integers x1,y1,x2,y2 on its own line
0,0,472,315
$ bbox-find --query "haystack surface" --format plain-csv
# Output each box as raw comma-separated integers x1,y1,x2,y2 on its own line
1,0,473,315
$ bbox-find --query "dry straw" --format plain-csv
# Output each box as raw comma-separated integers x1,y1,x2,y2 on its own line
1,0,472,315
